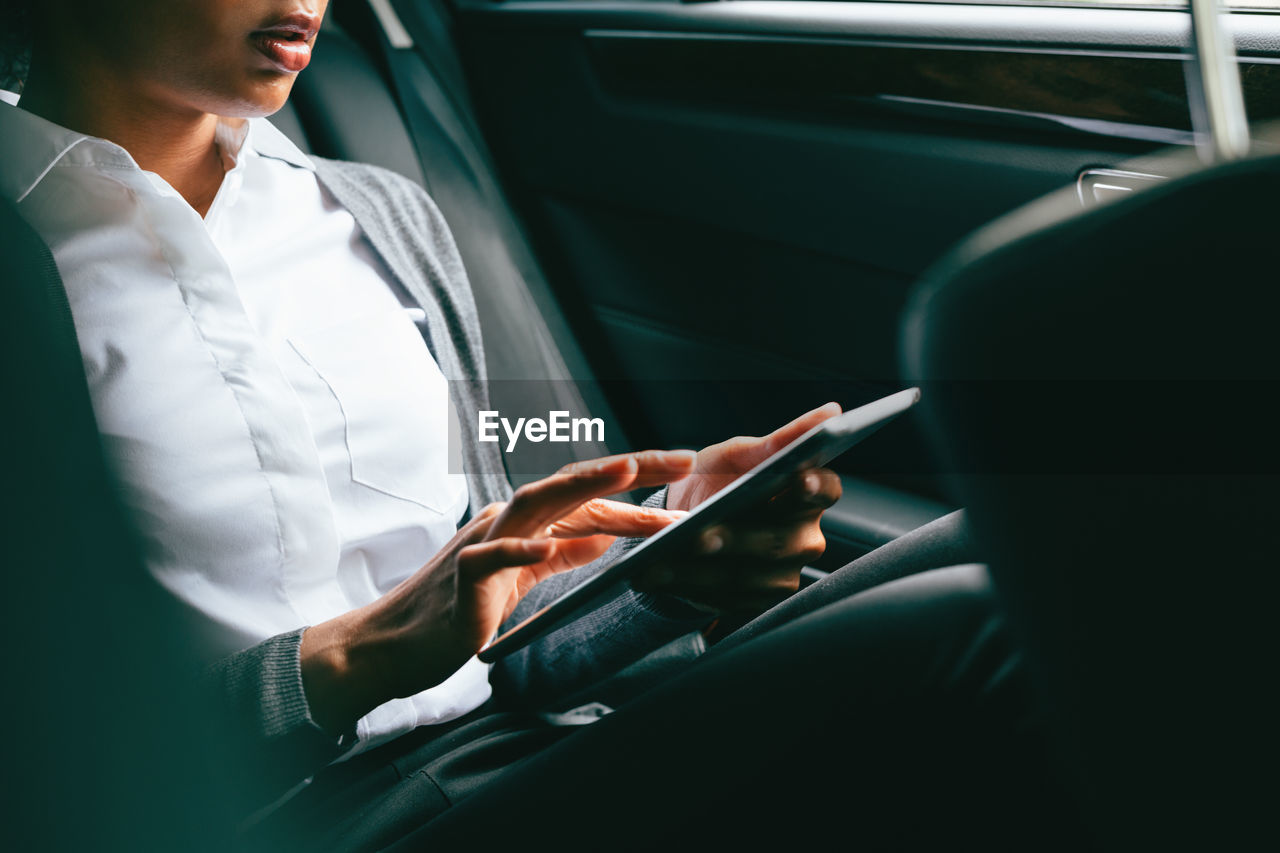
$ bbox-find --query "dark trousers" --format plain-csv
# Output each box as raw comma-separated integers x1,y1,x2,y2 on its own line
249,511,1088,851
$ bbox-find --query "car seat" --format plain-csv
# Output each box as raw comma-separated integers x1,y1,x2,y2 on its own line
900,25,1279,846
0,198,235,852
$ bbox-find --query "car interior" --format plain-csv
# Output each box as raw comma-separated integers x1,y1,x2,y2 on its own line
2,0,1276,848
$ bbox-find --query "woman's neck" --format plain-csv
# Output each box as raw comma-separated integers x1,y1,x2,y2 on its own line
20,47,227,217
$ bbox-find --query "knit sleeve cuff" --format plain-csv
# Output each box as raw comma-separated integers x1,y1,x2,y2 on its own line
254,629,356,747
204,628,355,811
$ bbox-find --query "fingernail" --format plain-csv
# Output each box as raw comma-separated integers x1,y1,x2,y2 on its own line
804,472,820,496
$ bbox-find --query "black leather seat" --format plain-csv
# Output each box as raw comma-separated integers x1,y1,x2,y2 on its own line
902,150,1280,848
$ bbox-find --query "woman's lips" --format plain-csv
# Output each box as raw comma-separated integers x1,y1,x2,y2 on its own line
251,32,313,73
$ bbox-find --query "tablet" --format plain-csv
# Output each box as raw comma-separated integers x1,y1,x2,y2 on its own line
478,387,921,662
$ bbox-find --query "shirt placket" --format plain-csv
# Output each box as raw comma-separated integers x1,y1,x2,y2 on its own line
126,169,348,628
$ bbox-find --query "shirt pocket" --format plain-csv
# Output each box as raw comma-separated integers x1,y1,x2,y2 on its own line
288,310,466,514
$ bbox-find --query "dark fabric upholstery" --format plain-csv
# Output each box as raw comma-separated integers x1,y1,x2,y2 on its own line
711,508,977,655
245,562,1077,852
386,565,1073,852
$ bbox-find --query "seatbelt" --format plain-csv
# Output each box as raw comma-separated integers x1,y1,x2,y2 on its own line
359,0,628,480
368,0,492,159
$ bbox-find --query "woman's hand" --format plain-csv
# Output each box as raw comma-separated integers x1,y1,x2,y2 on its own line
299,450,695,735
638,404,844,616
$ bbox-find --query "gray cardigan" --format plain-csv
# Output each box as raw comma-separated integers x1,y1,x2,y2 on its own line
203,159,707,809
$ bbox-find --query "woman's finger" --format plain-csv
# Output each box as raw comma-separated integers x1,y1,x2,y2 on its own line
456,536,556,580
542,534,617,574
449,507,503,547
762,468,842,519
758,402,842,457
545,499,687,539
709,403,843,472
556,448,697,490
473,502,508,522
504,535,620,600
497,456,639,536
499,450,696,536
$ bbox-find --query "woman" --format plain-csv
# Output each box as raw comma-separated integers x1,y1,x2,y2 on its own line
0,2,1056,850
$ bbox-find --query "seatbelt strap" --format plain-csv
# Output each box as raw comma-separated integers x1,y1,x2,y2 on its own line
371,0,492,148
360,0,629,473
365,0,495,199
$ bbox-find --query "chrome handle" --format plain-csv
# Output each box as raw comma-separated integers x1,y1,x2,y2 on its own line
1187,0,1251,162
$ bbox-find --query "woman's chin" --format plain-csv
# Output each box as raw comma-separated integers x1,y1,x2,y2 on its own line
207,77,299,120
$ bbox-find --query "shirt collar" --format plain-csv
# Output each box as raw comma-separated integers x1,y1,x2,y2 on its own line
0,101,123,204
246,115,316,172
0,99,314,205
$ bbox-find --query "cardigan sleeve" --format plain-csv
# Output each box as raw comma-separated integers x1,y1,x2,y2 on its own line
200,628,352,813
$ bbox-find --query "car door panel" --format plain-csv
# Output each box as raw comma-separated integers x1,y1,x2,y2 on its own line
395,0,1280,557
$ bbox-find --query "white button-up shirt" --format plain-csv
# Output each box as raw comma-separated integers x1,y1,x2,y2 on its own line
0,101,489,755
